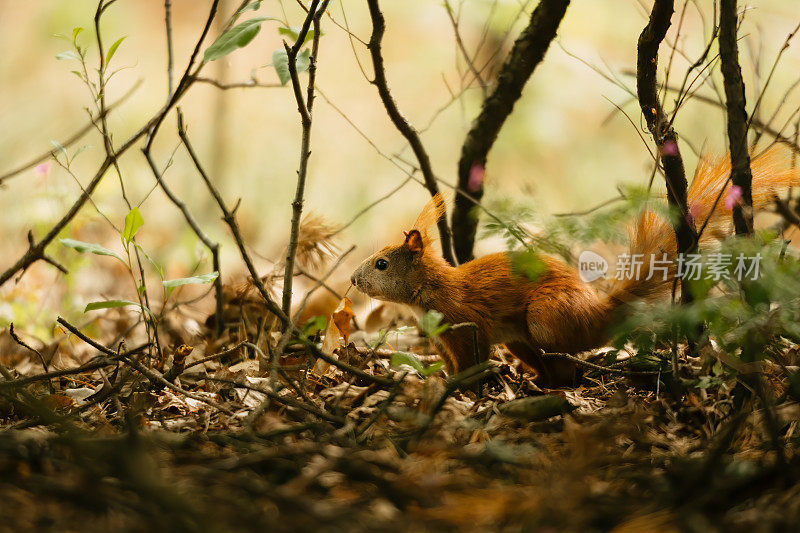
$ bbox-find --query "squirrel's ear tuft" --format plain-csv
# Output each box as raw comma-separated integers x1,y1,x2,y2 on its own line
412,193,446,248
413,193,446,233
404,229,424,254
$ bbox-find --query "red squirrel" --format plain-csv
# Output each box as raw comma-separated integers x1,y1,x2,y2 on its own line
350,150,799,384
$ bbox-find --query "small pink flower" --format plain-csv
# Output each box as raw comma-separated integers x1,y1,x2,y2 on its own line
725,185,743,210
34,162,51,177
688,202,701,221
468,163,485,192
661,139,678,157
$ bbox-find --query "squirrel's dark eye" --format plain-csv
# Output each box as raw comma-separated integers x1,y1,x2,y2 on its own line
375,258,389,270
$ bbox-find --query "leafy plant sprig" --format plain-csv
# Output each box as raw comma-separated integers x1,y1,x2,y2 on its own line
60,208,218,325
200,1,319,86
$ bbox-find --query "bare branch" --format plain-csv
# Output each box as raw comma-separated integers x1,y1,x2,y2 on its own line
450,0,570,263
165,0,174,97
282,0,328,316
636,0,697,309
194,76,282,89
56,316,233,415
720,0,754,234
0,80,142,186
176,110,288,328
142,149,224,336
366,0,456,266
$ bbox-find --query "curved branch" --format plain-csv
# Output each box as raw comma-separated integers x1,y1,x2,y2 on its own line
366,0,456,265
450,0,570,263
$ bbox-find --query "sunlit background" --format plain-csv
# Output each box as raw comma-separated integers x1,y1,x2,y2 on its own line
1,0,798,335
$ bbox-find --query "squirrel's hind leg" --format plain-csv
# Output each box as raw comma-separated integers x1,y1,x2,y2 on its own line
505,342,580,387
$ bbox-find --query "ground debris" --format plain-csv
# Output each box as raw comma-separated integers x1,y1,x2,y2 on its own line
2,319,799,532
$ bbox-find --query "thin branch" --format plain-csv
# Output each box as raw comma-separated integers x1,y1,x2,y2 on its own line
194,76,282,89
538,352,661,376
181,342,247,373
282,0,328,316
177,110,288,327
773,193,800,228
8,324,50,375
656,82,800,155
0,80,142,185
366,0,456,266
444,0,487,97
202,375,344,424
142,149,224,336
56,316,232,415
165,0,174,97
748,21,800,145
94,0,131,207
145,0,220,151
333,1,370,81
331,176,414,237
0,358,112,390
450,0,570,263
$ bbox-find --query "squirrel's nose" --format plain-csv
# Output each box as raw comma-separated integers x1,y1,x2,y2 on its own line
350,274,356,286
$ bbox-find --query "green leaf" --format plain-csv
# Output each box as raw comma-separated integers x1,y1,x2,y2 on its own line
122,207,144,246
421,360,444,376
238,1,261,14
56,50,81,61
59,238,125,263
277,25,320,45
163,271,219,297
162,272,219,289
105,36,126,66
203,17,273,62
510,249,546,282
272,49,290,85
301,315,327,338
420,310,449,338
50,140,68,161
371,329,389,349
84,300,153,317
272,48,311,86
84,300,140,312
390,352,443,377
72,27,84,43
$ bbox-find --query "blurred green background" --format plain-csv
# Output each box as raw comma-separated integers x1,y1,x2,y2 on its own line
1,0,798,333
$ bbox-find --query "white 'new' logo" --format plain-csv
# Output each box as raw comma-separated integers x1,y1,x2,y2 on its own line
578,250,608,282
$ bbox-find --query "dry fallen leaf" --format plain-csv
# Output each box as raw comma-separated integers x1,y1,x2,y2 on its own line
312,297,354,377
331,297,353,344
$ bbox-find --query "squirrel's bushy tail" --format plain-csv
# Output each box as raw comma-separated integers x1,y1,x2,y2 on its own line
607,147,800,306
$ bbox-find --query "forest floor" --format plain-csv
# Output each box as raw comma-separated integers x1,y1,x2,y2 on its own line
1,300,799,533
